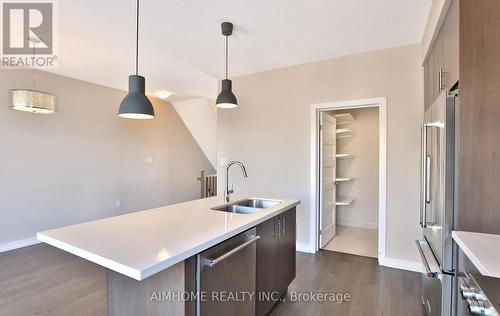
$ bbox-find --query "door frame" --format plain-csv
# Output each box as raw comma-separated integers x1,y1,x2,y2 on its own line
310,97,387,265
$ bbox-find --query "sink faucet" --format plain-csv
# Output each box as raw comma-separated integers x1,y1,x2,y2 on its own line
224,161,248,202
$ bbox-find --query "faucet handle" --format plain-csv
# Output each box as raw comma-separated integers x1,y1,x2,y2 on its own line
228,183,234,194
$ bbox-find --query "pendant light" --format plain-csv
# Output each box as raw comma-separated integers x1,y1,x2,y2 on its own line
9,70,57,114
118,0,155,119
216,22,238,109
9,38,57,114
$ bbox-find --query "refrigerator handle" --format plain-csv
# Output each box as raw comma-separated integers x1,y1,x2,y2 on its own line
420,125,424,227
420,124,428,228
420,123,441,228
425,155,431,204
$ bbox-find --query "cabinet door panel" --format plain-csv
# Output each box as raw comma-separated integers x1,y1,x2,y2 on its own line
424,61,430,111
429,48,436,103
433,31,445,98
278,208,296,294
256,217,279,316
443,0,459,88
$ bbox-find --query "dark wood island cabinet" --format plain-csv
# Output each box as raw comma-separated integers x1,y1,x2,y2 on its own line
255,207,296,316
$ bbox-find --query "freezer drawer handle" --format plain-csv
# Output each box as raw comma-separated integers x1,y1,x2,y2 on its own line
415,240,439,278
204,235,261,268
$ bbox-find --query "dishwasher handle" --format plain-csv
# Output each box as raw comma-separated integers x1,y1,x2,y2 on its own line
204,235,261,268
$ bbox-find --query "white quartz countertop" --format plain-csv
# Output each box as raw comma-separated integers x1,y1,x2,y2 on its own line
37,195,300,281
452,231,500,278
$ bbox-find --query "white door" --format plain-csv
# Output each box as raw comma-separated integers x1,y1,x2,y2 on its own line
319,112,337,248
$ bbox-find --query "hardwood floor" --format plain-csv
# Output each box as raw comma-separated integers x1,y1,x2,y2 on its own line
270,251,424,316
0,244,423,316
0,244,106,316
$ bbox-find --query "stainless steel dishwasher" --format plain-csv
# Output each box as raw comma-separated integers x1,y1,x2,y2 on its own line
196,228,259,316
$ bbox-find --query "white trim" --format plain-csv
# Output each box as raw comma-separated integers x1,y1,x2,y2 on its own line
382,258,423,273
310,97,387,265
379,100,387,265
0,237,41,253
296,242,316,254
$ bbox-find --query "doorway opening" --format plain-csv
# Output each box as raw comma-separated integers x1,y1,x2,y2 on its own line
310,98,387,263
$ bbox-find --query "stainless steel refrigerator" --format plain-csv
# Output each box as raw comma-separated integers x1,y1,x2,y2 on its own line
416,89,459,316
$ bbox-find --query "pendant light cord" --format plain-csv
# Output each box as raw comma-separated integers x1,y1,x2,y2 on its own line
135,0,139,75
225,35,228,79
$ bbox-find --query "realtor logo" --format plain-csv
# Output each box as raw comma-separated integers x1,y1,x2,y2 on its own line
1,1,57,68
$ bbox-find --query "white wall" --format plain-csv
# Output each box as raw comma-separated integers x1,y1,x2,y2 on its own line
333,108,379,230
217,44,423,267
172,98,217,169
0,70,214,250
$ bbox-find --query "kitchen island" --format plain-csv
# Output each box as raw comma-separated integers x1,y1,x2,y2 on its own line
37,195,300,316
452,231,500,315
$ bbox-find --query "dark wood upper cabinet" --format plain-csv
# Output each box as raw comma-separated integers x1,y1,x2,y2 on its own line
433,30,445,99
442,0,459,89
424,61,430,110
424,0,459,106
428,47,435,104
424,0,500,234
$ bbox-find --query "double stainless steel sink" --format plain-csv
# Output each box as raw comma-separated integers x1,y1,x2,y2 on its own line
211,198,282,214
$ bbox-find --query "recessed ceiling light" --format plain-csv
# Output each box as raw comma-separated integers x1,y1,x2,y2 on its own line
156,90,173,99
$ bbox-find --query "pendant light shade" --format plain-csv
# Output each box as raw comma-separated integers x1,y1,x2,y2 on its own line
118,75,154,119
216,22,238,109
216,79,237,108
118,0,155,119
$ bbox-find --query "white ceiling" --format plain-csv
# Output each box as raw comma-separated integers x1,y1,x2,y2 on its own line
52,0,432,100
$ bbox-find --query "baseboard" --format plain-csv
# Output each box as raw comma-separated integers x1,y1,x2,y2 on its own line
381,257,423,273
295,242,421,274
337,220,378,230
0,237,41,253
296,242,316,254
